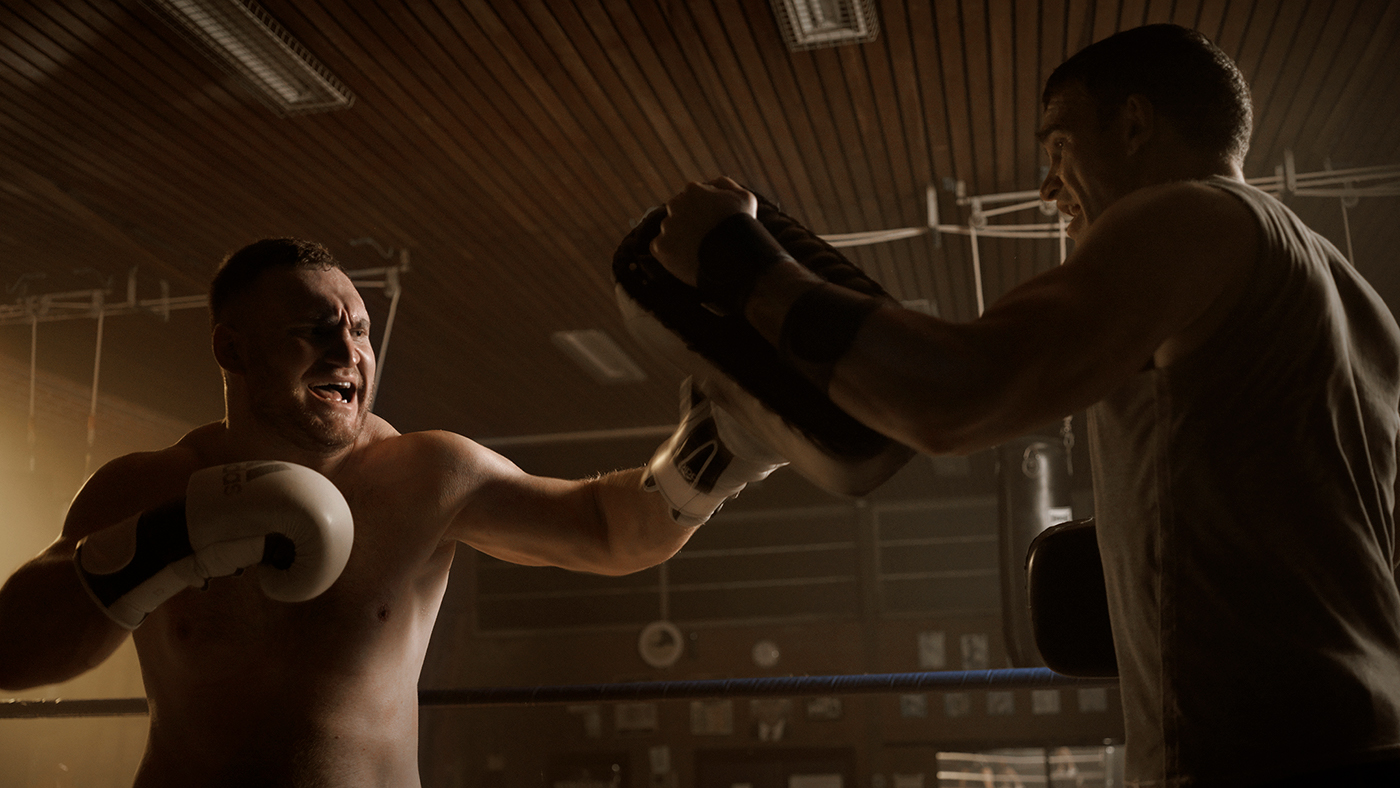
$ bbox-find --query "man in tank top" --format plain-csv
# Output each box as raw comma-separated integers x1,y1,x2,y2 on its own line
649,24,1400,788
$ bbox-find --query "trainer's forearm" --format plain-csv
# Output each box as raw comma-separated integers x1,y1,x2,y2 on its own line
742,260,1001,455
0,542,129,690
741,258,826,348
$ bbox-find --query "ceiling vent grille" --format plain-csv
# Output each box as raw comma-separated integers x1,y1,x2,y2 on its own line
769,0,879,51
142,0,354,116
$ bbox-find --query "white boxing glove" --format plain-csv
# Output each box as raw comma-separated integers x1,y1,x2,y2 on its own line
645,377,788,527
74,461,354,629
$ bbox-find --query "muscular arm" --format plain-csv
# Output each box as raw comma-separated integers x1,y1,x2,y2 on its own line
0,449,195,690
0,539,126,690
740,181,1257,454
434,434,690,576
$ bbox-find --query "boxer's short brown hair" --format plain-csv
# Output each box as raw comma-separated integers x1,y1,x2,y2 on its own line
209,238,342,327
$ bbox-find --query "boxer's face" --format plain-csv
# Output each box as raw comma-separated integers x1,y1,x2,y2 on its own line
1037,82,1134,241
233,266,376,451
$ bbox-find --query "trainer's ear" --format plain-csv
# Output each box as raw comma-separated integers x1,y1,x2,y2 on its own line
212,323,246,375
1121,94,1155,156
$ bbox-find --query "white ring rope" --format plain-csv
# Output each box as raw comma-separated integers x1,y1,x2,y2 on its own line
27,313,37,472
812,157,1400,317
83,295,105,478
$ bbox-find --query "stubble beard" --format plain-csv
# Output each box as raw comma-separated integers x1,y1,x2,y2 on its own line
249,382,372,454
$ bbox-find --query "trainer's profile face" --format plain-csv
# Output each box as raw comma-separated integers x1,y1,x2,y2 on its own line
237,266,376,451
1037,82,1134,241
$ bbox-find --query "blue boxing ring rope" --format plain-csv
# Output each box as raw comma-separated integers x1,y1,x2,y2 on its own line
1,668,1113,719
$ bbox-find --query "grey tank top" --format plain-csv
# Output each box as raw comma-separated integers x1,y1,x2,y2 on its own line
1087,176,1400,786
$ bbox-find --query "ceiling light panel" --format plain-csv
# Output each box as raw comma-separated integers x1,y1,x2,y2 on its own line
143,0,354,116
770,0,879,51
551,330,647,385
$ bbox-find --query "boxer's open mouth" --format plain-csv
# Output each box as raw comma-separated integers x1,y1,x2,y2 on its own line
311,382,355,403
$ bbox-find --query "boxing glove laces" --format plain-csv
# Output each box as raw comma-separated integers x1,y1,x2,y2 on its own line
74,461,354,629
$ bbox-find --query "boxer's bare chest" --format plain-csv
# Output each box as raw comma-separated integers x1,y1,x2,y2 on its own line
135,444,458,720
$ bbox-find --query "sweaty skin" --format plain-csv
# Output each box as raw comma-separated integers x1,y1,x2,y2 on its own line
0,266,682,787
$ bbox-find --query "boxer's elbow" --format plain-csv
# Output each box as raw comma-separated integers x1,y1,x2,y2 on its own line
593,517,687,577
590,550,670,577
836,359,1009,457
0,643,61,691
880,405,1003,457
0,646,108,691
899,388,1059,457
580,539,673,577
908,382,1023,454
0,607,78,691
575,476,685,577
842,323,1067,457
0,554,129,690
0,569,58,690
554,478,663,576
900,427,979,457
0,622,32,690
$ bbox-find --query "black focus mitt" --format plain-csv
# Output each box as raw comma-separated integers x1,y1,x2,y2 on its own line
613,191,914,496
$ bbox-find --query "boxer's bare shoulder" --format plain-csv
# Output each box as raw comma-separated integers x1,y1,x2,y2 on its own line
343,427,538,524
62,432,214,541
348,427,655,575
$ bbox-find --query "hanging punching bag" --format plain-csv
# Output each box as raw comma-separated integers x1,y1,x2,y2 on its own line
996,436,1073,667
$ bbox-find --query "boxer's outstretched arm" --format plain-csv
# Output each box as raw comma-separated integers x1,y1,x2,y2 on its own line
0,450,191,690
739,181,1256,455
437,433,690,576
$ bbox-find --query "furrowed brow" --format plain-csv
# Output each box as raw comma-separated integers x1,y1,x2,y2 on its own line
1035,123,1064,144
301,310,367,331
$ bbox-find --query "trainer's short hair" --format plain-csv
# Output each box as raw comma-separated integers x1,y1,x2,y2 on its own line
208,238,342,327
1043,24,1253,165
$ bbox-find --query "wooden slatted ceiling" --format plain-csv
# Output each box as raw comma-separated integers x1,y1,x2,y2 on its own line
0,0,1396,448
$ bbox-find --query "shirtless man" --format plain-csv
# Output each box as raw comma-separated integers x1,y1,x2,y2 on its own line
652,24,1400,788
0,238,779,786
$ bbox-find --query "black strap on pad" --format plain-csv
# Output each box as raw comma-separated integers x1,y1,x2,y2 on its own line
695,213,791,316
780,282,884,366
